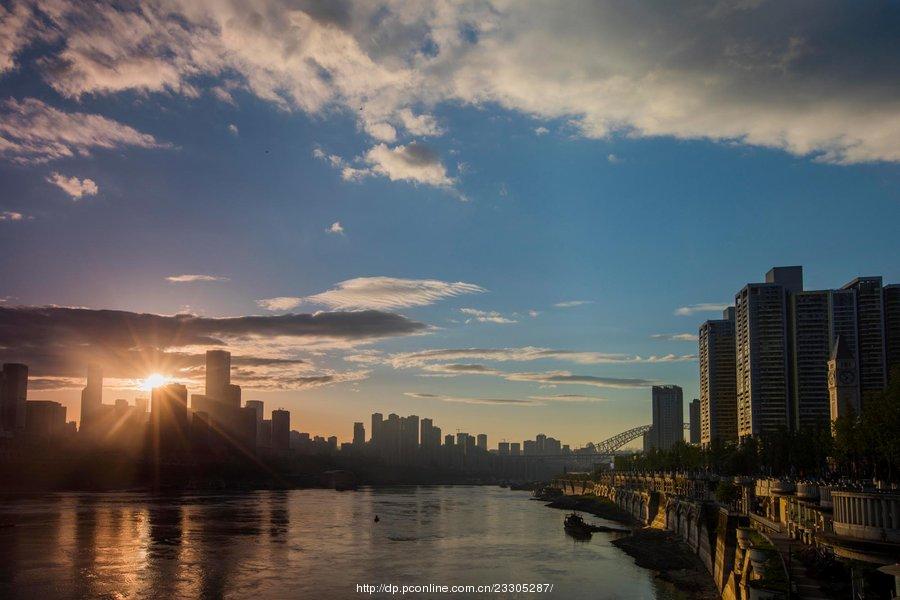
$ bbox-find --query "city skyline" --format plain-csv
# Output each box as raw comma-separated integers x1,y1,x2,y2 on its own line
2,1,900,447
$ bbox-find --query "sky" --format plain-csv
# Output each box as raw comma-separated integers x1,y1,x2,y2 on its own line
1,0,899,449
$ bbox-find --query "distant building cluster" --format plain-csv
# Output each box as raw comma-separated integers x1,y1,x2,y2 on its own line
698,266,900,445
0,351,576,479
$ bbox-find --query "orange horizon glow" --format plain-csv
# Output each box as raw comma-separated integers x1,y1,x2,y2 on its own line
139,373,170,391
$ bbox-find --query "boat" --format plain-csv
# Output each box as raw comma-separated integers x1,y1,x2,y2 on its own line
564,512,593,538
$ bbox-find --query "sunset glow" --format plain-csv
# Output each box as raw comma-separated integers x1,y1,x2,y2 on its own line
139,373,169,391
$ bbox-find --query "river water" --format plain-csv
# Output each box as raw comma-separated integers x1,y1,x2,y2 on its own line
0,486,682,599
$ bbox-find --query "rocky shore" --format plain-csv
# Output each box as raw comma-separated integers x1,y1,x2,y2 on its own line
541,494,718,599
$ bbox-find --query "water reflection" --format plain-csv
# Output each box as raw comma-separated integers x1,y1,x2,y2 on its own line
0,487,680,599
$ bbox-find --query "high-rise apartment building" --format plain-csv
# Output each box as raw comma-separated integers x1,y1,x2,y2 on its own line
371,412,383,445
150,383,189,458
476,433,487,452
736,269,795,437
689,399,700,444
79,364,103,433
699,308,736,445
649,385,683,450
789,289,857,429
841,277,887,395
882,284,900,380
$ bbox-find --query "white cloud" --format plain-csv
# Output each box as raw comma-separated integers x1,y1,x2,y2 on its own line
528,310,540,318
528,394,608,403
0,97,166,164
674,303,731,316
554,300,594,308
165,274,229,283
418,363,656,389
227,123,239,136
46,172,98,199
256,296,304,312
327,221,345,235
403,392,539,406
390,347,695,368
4,2,896,164
651,333,699,342
534,126,549,135
305,277,485,310
460,308,517,324
0,211,28,221
607,153,621,164
354,142,453,187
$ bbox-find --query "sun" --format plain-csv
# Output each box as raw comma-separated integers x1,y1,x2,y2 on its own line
139,373,169,391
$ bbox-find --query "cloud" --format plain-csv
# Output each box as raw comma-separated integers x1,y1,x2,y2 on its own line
674,303,731,316
459,308,517,324
554,300,594,308
6,2,897,164
0,305,426,389
46,172,98,199
256,297,303,311
346,142,454,187
305,277,485,310
390,346,695,368
0,97,166,164
403,392,538,406
0,211,28,221
327,221,345,235
528,394,608,403
651,333,699,342
534,126,549,135
227,123,239,136
165,274,229,283
607,153,622,164
418,363,657,389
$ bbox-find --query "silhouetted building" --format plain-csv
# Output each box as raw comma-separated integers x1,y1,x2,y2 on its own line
205,350,231,403
444,434,454,446
0,362,28,432
79,364,104,433
699,308,736,445
371,412,383,445
649,385,683,450
476,433,487,452
353,422,365,446
689,399,700,444
24,400,66,439
509,442,521,456
829,336,860,422
150,384,189,459
224,383,241,409
271,409,290,453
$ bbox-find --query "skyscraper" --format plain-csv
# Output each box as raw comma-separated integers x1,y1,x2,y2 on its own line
476,433,487,452
841,277,887,395
150,383,189,458
371,412,383,444
0,363,28,432
736,270,794,438
650,385,683,450
271,409,290,453
699,308,737,445
353,422,365,446
205,350,231,401
79,364,103,433
689,399,700,445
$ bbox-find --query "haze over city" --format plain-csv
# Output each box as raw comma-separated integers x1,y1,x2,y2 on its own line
1,0,899,449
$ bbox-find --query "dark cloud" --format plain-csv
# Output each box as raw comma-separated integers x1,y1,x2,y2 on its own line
0,306,424,385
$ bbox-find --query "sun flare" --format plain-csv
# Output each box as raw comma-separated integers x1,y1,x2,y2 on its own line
139,373,169,391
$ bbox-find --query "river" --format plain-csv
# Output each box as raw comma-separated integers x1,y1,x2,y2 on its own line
0,486,683,599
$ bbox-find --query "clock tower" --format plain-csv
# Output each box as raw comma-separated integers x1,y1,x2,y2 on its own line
828,335,860,422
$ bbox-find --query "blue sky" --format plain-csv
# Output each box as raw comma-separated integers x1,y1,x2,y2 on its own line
1,1,899,447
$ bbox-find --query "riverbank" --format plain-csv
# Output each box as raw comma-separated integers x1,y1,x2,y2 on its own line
612,529,719,599
541,493,638,526
540,494,718,599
